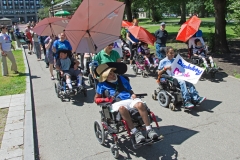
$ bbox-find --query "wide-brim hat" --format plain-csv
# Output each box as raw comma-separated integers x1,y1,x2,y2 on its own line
95,62,128,82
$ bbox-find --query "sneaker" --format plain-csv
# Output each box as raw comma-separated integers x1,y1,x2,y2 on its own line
51,76,55,80
147,129,158,140
134,131,145,144
130,64,133,69
46,64,49,68
184,101,194,109
197,97,206,105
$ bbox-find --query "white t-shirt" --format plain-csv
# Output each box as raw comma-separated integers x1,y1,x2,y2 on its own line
112,39,123,57
188,37,205,49
32,33,39,42
0,33,12,51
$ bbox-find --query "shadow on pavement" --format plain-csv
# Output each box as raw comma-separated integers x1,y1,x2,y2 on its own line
187,99,222,116
97,125,198,160
70,86,95,106
31,75,41,79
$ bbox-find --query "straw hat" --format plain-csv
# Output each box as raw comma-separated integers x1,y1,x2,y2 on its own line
96,63,116,82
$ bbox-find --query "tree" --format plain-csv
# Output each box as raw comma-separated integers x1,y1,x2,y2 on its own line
40,0,63,7
124,0,133,22
179,1,187,24
70,0,82,10
37,8,50,20
213,0,230,53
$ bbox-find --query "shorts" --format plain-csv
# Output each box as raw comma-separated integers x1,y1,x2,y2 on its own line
111,98,142,112
63,68,81,77
46,51,54,64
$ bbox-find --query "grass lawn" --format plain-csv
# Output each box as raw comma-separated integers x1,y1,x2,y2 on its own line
0,47,26,146
0,49,26,96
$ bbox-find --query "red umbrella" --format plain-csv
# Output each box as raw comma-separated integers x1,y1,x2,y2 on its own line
128,26,156,46
122,20,132,28
176,16,201,42
33,17,69,36
65,0,125,53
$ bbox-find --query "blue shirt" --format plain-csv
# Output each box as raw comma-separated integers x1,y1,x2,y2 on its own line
158,57,175,70
96,76,132,100
126,29,139,44
53,40,72,53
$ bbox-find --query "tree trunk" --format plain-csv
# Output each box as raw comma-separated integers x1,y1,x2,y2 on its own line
151,7,157,22
179,1,186,24
199,3,206,18
213,0,230,53
124,0,132,22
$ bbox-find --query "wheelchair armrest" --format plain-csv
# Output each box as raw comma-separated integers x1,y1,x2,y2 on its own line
135,93,147,98
191,56,200,59
161,74,172,79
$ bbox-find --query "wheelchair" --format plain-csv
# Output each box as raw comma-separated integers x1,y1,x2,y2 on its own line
152,74,199,111
54,69,87,102
94,93,163,159
188,47,219,80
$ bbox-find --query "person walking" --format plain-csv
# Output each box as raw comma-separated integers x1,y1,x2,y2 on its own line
39,36,49,68
154,22,168,59
32,32,42,60
25,25,33,54
0,25,18,76
45,35,56,80
126,18,139,68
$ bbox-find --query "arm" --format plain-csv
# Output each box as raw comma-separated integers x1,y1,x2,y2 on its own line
45,38,52,49
94,89,114,104
52,40,57,53
126,31,135,44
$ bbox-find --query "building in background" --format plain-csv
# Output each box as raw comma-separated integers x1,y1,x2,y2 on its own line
0,0,41,24
49,0,73,17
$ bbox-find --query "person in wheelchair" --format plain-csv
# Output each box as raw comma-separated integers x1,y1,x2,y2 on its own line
94,63,159,144
193,38,215,72
158,47,206,109
138,42,158,69
55,50,84,95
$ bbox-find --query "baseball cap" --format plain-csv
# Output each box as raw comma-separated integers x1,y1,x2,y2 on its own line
160,22,166,26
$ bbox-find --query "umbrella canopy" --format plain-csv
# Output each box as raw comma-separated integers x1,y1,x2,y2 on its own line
65,0,125,53
33,17,69,36
176,16,201,42
128,26,156,46
122,20,132,28
55,11,71,16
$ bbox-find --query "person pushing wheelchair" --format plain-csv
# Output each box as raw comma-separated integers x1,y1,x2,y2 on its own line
94,62,159,144
157,47,206,109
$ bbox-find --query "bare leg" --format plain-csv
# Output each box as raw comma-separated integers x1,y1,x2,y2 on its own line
49,64,54,77
118,106,134,129
134,102,150,126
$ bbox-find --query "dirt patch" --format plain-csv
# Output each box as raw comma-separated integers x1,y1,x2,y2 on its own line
0,108,8,146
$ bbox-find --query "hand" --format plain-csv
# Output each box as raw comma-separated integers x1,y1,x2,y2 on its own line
49,39,53,43
1,51,6,56
60,71,63,76
165,66,171,71
131,94,136,100
41,47,43,51
132,42,136,45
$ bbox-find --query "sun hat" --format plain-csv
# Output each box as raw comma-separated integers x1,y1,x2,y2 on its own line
95,62,128,82
96,63,116,82
196,30,203,37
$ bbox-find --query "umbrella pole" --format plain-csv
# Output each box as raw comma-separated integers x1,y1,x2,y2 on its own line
86,30,97,53
49,23,56,36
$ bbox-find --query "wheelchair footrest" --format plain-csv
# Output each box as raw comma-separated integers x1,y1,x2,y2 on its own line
132,135,164,149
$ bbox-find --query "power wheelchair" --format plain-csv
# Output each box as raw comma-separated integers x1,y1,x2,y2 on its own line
94,91,163,158
54,68,87,102
152,74,200,111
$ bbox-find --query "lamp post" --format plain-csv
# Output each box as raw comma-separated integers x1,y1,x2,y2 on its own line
51,0,54,17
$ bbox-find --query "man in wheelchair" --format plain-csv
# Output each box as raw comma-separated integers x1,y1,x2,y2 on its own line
94,63,159,144
55,50,85,95
158,47,206,109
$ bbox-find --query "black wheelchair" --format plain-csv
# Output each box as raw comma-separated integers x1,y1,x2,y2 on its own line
94,93,163,159
54,69,87,102
152,74,200,111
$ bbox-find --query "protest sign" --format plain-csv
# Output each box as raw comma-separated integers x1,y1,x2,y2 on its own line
168,54,204,84
112,39,123,57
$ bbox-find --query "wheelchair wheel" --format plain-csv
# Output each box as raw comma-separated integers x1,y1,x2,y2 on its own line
132,65,138,75
88,74,94,87
157,90,169,108
94,120,105,145
55,82,60,98
110,144,119,159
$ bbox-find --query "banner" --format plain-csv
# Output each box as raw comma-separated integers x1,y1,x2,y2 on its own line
167,54,204,84
112,39,123,57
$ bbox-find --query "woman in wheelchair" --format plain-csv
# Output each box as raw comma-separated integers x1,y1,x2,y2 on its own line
193,38,215,72
158,47,206,109
55,50,84,95
94,63,159,144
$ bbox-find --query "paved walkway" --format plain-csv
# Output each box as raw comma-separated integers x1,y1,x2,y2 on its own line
0,94,25,160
